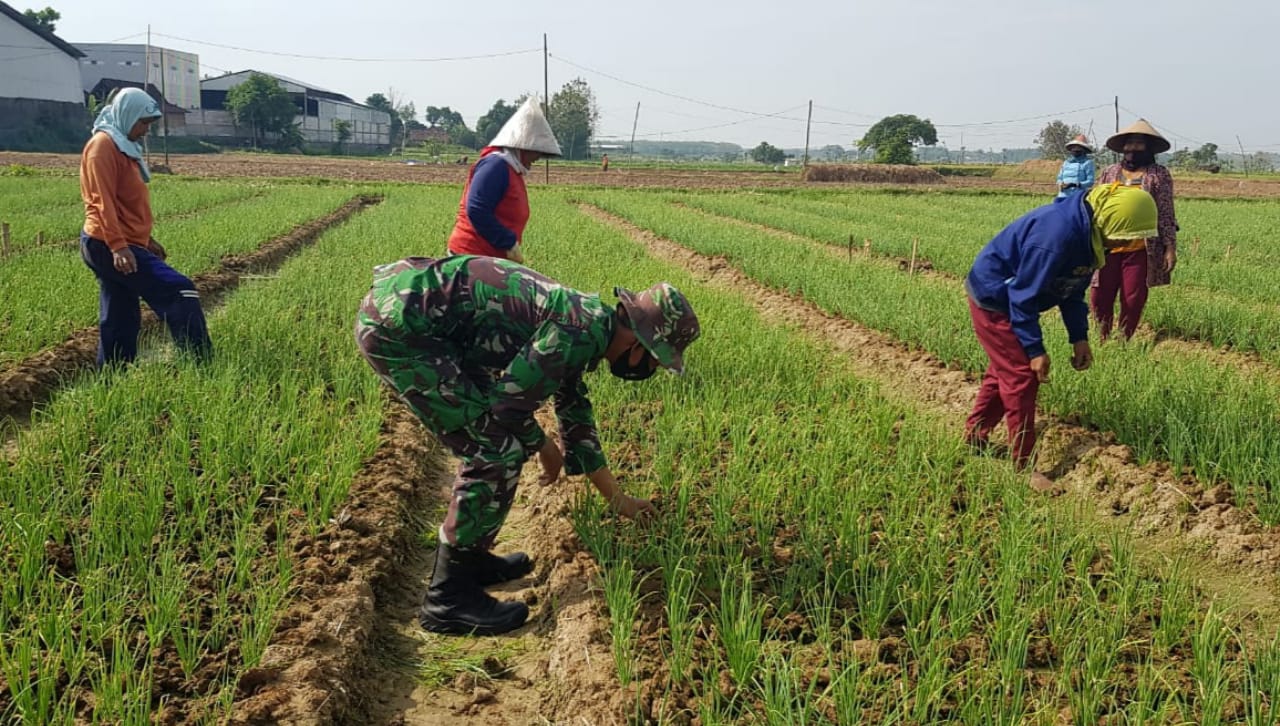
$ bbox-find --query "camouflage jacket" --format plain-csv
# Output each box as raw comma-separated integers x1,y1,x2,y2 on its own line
358,255,614,475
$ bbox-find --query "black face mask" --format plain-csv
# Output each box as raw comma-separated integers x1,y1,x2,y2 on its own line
1122,151,1155,170
610,344,657,381
1071,150,1087,158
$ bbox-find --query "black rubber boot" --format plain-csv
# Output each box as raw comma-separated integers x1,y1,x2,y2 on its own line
474,550,533,587
419,544,529,635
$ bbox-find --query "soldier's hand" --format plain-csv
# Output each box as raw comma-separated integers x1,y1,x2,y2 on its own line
537,439,563,486
611,494,656,521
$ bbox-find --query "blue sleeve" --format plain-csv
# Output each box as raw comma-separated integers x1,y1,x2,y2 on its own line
1006,242,1060,359
1056,163,1067,186
465,157,518,250
1082,160,1095,189
1060,295,1089,343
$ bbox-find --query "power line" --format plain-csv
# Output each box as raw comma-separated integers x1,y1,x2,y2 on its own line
0,31,144,63
812,103,881,120
631,104,809,138
150,32,541,63
932,103,1112,128
549,53,801,120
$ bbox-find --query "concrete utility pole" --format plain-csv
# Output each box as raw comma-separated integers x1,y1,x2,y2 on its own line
159,46,169,167
628,102,640,166
543,33,550,182
802,100,813,169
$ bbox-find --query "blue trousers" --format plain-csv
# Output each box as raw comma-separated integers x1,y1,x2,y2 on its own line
80,234,212,367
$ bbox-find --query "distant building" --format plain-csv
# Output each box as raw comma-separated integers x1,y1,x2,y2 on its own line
76,43,201,110
408,126,449,144
194,70,391,150
0,1,86,150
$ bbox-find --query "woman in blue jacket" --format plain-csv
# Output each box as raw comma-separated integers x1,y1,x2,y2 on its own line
1056,134,1096,198
964,184,1156,491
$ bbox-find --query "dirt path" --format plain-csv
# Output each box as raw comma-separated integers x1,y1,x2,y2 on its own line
6,151,1279,198
232,400,631,724
0,195,379,423
580,203,1280,623
682,202,1280,382
350,407,630,725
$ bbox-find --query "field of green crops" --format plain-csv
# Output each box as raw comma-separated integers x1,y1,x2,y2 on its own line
2,173,1279,724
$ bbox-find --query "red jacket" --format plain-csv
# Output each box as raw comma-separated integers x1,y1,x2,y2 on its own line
447,147,529,257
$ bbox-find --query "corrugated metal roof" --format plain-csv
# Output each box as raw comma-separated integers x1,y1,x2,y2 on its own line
200,69,344,98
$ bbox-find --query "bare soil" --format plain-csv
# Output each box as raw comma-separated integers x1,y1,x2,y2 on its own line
0,195,379,423
5,151,1279,197
686,202,1280,381
579,203,1280,609
232,401,630,725
346,408,630,725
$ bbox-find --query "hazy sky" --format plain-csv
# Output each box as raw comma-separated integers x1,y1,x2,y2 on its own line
38,0,1280,152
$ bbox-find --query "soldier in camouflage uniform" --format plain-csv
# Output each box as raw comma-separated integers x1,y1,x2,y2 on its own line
355,254,700,635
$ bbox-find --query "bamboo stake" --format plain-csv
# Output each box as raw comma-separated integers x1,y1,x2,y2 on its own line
1,222,9,258
1225,244,1233,260
863,238,871,253
847,234,853,261
1191,236,1200,256
36,231,44,247
909,238,919,275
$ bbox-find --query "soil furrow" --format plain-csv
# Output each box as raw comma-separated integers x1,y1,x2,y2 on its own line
681,201,1280,380
228,403,444,725
0,195,380,424
349,406,630,725
580,202,1280,611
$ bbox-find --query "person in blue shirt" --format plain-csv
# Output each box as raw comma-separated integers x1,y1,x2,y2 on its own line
964,183,1156,491
1056,134,1096,198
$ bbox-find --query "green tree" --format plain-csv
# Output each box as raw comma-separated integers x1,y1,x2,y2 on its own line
332,119,352,154
22,6,59,32
448,122,477,149
548,79,599,160
276,123,304,153
475,99,517,147
1035,120,1082,161
1191,142,1220,168
425,105,464,129
366,93,403,148
820,144,846,162
225,72,298,149
858,114,938,164
750,141,786,165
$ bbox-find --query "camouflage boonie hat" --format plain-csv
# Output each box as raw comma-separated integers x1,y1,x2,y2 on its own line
615,283,700,374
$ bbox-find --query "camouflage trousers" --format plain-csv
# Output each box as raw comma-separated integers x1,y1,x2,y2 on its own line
356,317,528,550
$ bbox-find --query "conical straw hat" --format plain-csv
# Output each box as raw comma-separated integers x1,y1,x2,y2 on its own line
1106,119,1170,154
489,96,561,156
1065,134,1093,153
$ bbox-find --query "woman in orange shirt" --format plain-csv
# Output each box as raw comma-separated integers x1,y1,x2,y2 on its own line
79,88,211,366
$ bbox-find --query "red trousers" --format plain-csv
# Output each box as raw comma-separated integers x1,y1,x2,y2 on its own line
1090,249,1148,340
965,298,1040,468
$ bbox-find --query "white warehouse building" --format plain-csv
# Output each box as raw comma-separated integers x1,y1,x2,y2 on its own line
0,1,86,150
193,70,391,151
76,43,202,111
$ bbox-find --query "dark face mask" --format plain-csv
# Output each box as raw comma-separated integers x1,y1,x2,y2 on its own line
1122,151,1155,170
610,344,657,381
1071,150,1087,158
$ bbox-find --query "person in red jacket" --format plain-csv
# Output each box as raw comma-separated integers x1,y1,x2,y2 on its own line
447,97,561,264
